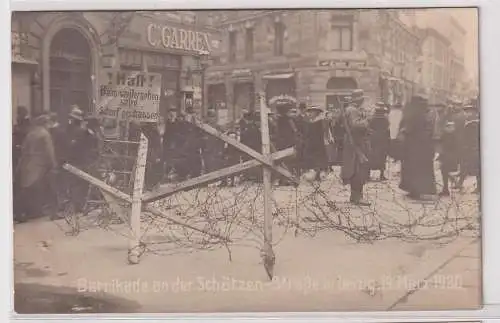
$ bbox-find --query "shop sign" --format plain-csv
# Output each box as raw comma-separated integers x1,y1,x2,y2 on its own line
318,60,367,69
232,69,252,77
97,69,162,123
147,23,212,53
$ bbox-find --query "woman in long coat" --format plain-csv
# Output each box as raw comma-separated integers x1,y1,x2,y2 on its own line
368,104,391,181
302,106,328,181
398,95,437,199
14,115,57,221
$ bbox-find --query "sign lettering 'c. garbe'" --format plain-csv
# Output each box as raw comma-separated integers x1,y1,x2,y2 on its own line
147,24,211,53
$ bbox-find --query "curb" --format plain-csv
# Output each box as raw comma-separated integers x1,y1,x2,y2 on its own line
386,237,480,310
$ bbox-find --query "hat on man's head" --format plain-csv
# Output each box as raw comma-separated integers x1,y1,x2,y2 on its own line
351,89,365,101
69,105,84,121
306,105,325,112
33,114,51,126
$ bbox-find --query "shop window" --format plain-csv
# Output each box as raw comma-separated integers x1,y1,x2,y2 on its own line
229,30,237,63
245,27,254,60
274,22,285,56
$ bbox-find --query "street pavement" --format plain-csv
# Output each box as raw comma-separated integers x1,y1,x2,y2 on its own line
13,163,481,313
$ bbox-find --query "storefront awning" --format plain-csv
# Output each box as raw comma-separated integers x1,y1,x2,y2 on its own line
263,73,294,80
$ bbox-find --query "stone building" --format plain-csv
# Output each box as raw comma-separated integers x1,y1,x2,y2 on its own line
357,9,423,107
418,27,453,104
10,11,220,130
205,10,373,124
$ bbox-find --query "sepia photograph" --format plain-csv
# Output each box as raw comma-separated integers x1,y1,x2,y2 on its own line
11,8,481,313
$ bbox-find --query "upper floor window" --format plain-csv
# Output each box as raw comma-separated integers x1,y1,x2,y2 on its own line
229,30,237,63
327,17,353,52
245,27,254,60
274,22,285,56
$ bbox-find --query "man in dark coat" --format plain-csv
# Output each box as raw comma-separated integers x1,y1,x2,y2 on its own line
202,114,226,175
64,106,92,215
289,107,307,176
368,102,391,181
13,106,31,172
176,108,204,180
222,130,241,186
302,106,328,182
141,123,163,190
274,101,299,185
340,90,372,206
14,114,57,222
455,104,480,193
162,110,181,180
437,121,459,196
239,110,261,182
398,94,437,199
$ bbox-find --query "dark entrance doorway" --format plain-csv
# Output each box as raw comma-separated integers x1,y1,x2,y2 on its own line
325,77,358,111
49,28,92,124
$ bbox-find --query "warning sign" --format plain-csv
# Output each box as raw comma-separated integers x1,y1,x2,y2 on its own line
97,69,162,122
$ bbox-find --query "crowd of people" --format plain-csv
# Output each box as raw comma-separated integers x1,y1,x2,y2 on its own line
11,89,480,223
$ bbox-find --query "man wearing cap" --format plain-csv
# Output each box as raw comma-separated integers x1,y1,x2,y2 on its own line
340,89,372,206
368,102,390,181
14,114,57,222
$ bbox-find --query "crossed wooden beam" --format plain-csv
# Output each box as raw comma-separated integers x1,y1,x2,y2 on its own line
62,118,297,243
143,119,299,203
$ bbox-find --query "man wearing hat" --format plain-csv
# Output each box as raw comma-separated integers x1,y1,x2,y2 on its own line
368,102,390,181
340,89,372,206
63,105,92,216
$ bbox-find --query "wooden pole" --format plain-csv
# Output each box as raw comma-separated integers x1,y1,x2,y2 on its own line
128,132,148,264
259,93,275,280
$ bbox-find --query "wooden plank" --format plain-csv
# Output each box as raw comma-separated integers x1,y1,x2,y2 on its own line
191,119,298,185
142,147,295,203
62,163,229,242
63,164,132,203
128,133,148,264
259,93,275,280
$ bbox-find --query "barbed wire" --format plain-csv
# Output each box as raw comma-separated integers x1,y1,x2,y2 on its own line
52,137,480,262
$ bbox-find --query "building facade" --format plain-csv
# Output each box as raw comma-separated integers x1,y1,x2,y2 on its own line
418,27,453,104
205,10,375,124
357,9,423,107
10,11,221,127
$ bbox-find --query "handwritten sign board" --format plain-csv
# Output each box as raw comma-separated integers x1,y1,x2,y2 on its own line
97,69,162,123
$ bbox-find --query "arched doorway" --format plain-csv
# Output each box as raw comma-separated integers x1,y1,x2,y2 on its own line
325,76,358,110
49,28,92,124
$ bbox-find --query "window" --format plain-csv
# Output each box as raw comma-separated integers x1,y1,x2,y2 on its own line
245,28,254,60
229,31,237,62
274,22,285,56
327,24,353,51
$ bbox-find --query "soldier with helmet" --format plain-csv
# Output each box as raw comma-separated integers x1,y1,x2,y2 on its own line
340,89,372,205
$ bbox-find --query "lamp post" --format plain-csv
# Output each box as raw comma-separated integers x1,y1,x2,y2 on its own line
198,49,211,119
